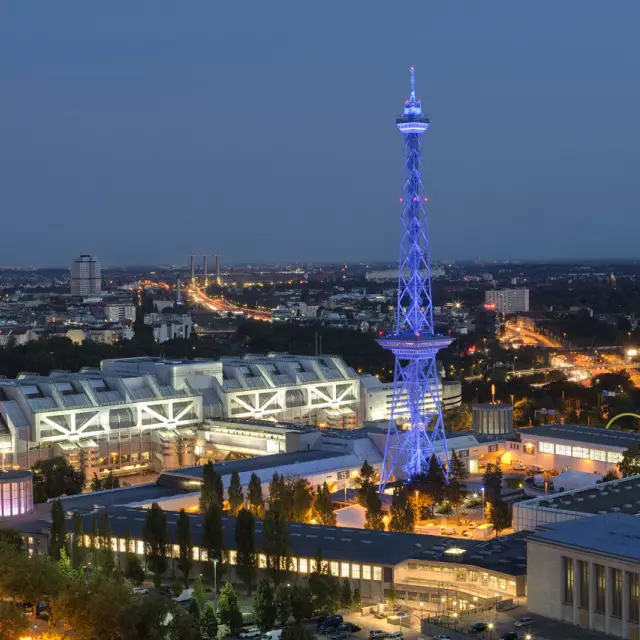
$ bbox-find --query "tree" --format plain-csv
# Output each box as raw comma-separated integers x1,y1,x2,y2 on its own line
352,587,362,610
71,511,84,568
200,461,223,513
192,575,207,612
619,443,640,478
218,582,243,633
354,460,377,506
600,469,620,483
0,601,29,640
125,553,146,586
49,498,67,560
0,527,24,552
97,511,116,576
408,456,446,515
31,456,84,503
308,547,341,614
253,579,277,630
449,450,469,483
268,472,287,514
444,476,466,525
364,489,385,531
248,473,264,518
313,482,337,526
228,471,244,515
143,502,169,588
275,583,292,626
483,463,503,507
262,508,292,585
91,473,103,492
290,585,313,622
281,626,316,640
203,502,225,585
388,485,414,533
200,603,218,640
340,578,352,609
176,509,193,587
167,607,200,640
289,477,313,523
235,508,257,593
489,500,512,537
103,470,121,490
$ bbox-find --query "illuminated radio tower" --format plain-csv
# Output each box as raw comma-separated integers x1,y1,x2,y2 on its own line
378,67,453,490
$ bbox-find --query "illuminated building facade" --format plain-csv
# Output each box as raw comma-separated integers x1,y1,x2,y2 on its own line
0,470,33,519
378,68,452,488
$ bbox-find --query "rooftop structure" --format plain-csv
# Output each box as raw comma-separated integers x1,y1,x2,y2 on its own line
70,254,101,297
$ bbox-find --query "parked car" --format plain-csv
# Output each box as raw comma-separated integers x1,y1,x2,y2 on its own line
338,623,361,632
320,615,343,630
514,616,533,628
387,632,403,640
499,633,519,640
156,587,173,597
132,587,149,595
441,527,456,535
239,628,262,638
330,631,349,640
262,631,282,640
432,635,452,640
369,631,388,639
469,622,488,633
461,530,473,538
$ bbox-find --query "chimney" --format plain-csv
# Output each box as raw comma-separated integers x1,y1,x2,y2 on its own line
176,274,182,304
215,254,221,284
203,254,208,287
190,254,195,285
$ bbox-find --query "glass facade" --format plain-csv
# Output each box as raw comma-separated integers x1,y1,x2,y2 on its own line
595,564,606,614
563,557,574,605
533,441,624,463
0,474,33,519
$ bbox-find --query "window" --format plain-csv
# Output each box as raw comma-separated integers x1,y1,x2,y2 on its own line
363,565,371,580
608,451,623,464
259,554,266,568
201,549,208,561
490,576,498,588
539,442,554,454
590,449,607,462
228,550,237,565
299,558,308,574
193,546,200,561
137,540,144,555
556,444,572,457
563,557,574,605
572,446,590,459
341,563,350,578
629,572,640,623
373,566,382,581
613,568,622,619
499,578,507,591
468,571,478,582
456,570,466,582
330,561,339,576
579,561,589,609
595,564,606,614
481,573,489,585
352,564,360,580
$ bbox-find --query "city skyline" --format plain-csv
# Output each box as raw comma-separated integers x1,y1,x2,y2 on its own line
1,1,640,266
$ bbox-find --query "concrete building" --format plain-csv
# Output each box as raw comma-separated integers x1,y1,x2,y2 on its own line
102,354,360,427
0,370,202,477
105,304,136,322
484,288,529,315
360,375,461,422
144,312,193,343
528,514,640,638
472,404,514,436
70,255,101,297
517,424,631,475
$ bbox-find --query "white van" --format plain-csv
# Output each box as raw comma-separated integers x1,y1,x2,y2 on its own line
387,632,404,640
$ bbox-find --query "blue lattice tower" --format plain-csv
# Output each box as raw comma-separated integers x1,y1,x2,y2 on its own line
378,67,453,490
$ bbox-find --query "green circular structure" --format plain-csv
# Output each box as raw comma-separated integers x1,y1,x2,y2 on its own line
605,413,640,429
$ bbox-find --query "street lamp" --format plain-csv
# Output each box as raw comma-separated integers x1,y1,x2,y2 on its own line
419,601,424,627
525,634,532,640
488,622,494,640
212,558,219,610
481,487,485,520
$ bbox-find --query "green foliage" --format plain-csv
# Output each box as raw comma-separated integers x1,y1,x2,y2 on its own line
71,511,85,568
354,460,377,507
192,574,208,612
489,499,512,537
448,450,469,482
0,527,24,552
619,443,640,478
388,485,414,533
600,469,620,483
217,582,243,633
203,501,225,584
166,607,200,640
143,502,169,588
200,461,224,513
0,601,29,640
281,625,317,640
248,472,264,518
200,603,219,640
262,508,292,585
290,584,313,622
177,508,193,587
482,463,504,507
313,482,337,526
228,471,244,515
289,477,313,523
124,553,146,586
253,579,277,630
172,579,184,598
235,508,257,592
340,578,352,609
364,489,385,531
49,498,67,560
275,583,292,626
443,476,467,525
31,456,84,503
308,549,341,614
352,587,362,609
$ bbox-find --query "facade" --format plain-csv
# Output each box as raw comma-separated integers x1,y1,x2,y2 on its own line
360,375,461,422
0,370,202,477
144,312,193,343
528,514,640,638
106,304,136,322
70,255,102,297
0,470,33,519
484,288,529,315
472,404,514,436
517,424,631,475
513,475,640,533
102,354,360,427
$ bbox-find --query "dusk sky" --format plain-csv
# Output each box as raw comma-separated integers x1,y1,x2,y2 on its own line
1,2,639,267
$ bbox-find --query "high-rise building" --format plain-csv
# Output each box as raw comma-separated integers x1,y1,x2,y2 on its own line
70,255,102,297
485,288,529,315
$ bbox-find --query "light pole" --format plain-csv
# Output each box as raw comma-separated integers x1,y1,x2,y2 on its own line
481,487,485,521
419,601,423,629
212,558,218,610
525,634,532,640
488,622,494,640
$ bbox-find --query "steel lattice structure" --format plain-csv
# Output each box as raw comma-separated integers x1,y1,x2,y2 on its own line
378,68,453,490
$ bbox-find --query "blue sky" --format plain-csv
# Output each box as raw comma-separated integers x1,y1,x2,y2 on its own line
1,1,639,266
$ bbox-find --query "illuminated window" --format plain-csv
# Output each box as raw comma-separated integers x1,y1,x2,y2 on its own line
590,449,606,462
299,558,308,574
499,578,507,591
259,554,266,568
330,561,339,576
363,565,371,580
572,446,590,459
201,549,208,561
563,557,573,605
490,575,498,588
556,444,572,457
481,573,488,585
290,557,297,572
539,442,554,454
341,562,350,577
137,540,144,555
193,546,200,561
373,566,382,581
608,451,623,463
228,550,237,565
173,544,179,558
352,564,360,579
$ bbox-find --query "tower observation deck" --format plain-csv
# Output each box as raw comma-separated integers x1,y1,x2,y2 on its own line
378,67,453,489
